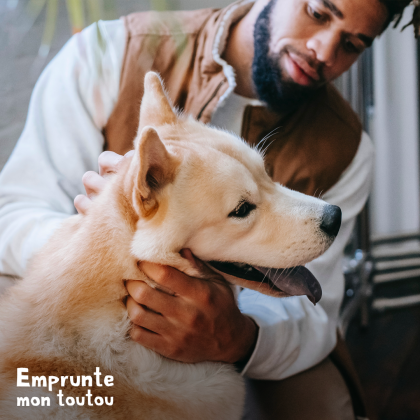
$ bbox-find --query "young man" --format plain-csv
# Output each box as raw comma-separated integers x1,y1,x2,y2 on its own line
0,0,416,418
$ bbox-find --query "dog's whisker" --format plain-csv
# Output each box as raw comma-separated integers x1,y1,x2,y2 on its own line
259,269,271,291
255,127,281,153
269,267,280,293
259,139,277,158
256,132,278,151
261,127,281,142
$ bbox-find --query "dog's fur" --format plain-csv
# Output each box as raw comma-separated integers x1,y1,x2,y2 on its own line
0,73,335,419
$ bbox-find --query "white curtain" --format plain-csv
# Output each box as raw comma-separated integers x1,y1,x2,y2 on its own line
371,7,420,236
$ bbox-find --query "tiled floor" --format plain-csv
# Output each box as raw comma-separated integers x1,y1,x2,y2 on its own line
347,282,420,420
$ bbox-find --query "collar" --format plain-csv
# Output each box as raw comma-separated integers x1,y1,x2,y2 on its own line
202,0,255,107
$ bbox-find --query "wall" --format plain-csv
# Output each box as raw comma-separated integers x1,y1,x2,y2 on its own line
0,0,232,171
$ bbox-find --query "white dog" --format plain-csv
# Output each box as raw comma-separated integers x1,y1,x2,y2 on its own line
0,72,341,419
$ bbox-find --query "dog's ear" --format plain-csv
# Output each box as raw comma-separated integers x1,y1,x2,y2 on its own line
131,125,178,217
139,72,177,130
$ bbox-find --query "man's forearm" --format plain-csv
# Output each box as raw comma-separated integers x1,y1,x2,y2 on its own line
0,21,125,276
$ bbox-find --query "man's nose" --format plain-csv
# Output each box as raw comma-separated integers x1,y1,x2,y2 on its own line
306,31,340,67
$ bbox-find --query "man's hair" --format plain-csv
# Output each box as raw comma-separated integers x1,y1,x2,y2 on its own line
381,0,420,37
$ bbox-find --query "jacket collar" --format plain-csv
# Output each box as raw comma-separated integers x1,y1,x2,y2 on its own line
201,0,255,108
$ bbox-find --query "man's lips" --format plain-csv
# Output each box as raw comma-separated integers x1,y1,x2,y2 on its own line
284,52,320,86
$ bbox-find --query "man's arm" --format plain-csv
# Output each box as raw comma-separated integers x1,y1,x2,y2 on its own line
0,20,125,276
239,132,374,379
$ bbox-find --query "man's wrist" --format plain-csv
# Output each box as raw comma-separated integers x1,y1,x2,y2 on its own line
232,315,259,370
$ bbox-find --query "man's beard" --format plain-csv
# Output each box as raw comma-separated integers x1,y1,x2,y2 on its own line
252,0,320,114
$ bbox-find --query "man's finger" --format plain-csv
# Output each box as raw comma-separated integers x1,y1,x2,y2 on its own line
130,325,166,352
180,248,221,278
126,280,179,316
74,194,91,215
82,171,107,198
138,262,197,297
98,151,124,177
126,296,169,333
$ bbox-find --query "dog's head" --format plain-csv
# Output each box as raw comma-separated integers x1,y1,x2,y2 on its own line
124,72,341,304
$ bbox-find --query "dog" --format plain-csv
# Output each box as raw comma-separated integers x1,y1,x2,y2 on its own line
0,72,341,419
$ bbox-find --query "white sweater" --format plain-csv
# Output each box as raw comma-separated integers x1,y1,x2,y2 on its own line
0,20,374,380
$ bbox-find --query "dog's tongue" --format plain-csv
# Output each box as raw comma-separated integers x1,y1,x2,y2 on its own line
253,265,322,304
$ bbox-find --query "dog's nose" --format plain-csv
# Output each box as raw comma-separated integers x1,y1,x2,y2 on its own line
320,205,341,237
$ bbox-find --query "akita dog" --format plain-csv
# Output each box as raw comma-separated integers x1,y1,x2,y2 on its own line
0,72,341,419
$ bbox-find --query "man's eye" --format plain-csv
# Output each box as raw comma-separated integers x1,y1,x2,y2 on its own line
344,40,360,54
228,201,256,218
308,5,325,21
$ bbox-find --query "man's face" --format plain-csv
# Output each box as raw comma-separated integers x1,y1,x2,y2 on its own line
252,0,388,113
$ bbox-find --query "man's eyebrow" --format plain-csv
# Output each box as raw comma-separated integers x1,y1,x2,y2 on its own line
317,0,374,48
357,33,374,47
319,0,343,19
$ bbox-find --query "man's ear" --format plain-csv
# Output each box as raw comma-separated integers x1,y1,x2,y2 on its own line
138,72,178,131
131,126,178,217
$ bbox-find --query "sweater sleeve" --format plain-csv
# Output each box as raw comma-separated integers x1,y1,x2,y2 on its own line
0,20,126,277
239,131,374,380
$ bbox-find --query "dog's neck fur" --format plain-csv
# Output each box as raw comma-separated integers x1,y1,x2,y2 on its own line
38,162,140,311
0,167,243,415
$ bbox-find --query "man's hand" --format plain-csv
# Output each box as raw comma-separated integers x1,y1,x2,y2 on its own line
76,151,258,365
74,151,132,214
127,249,258,364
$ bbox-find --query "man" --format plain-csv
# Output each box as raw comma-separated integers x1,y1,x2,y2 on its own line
0,0,416,418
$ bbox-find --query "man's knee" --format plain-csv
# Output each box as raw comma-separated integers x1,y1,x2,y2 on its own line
243,357,355,420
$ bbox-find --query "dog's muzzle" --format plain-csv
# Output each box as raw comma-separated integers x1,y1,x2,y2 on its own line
207,261,322,304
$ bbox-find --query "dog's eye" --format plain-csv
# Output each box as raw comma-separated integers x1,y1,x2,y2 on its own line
228,201,256,218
